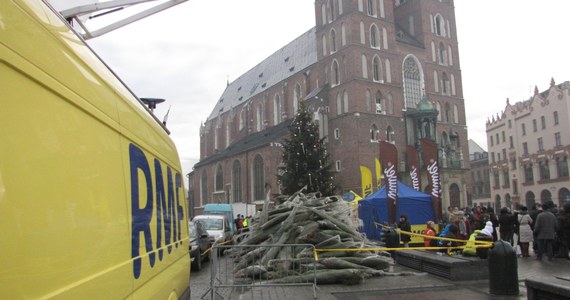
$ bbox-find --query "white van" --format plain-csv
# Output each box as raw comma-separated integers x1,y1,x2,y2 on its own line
193,215,234,246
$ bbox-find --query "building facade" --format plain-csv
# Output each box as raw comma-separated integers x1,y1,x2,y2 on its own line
468,139,491,208
190,0,470,216
486,79,570,210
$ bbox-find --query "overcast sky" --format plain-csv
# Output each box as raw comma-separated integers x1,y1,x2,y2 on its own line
81,0,570,178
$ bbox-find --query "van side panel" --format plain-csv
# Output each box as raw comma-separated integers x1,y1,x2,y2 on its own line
0,0,190,298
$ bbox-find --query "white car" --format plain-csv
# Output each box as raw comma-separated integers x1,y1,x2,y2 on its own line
193,215,234,251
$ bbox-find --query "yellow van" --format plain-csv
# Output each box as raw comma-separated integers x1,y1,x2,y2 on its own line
0,0,190,299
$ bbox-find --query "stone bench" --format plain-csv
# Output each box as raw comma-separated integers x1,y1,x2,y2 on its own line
525,276,570,300
395,250,488,281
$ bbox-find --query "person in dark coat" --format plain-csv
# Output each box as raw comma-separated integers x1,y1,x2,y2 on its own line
534,201,558,261
499,207,517,246
398,214,412,247
530,203,543,252
556,202,570,259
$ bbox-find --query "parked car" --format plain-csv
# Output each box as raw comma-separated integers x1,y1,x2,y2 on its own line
189,221,211,271
193,215,234,253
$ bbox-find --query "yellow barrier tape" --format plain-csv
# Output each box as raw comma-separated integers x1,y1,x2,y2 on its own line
200,239,234,256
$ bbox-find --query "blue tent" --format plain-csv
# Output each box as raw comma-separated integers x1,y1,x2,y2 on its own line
358,181,435,240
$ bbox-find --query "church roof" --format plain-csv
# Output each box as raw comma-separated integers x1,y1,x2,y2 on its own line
194,118,293,168
207,28,317,120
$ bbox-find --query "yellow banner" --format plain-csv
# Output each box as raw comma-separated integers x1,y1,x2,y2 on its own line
360,166,373,197
375,158,382,189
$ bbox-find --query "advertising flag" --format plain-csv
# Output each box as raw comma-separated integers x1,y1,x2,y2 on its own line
406,145,421,191
420,138,442,222
360,166,373,198
379,141,398,225
375,158,382,189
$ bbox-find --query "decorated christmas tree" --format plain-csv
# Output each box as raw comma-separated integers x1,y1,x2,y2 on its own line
278,100,335,196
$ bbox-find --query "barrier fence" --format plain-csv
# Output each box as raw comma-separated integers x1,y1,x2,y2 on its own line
204,243,317,300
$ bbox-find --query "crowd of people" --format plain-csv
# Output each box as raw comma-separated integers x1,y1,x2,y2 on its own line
415,201,570,260
235,214,252,233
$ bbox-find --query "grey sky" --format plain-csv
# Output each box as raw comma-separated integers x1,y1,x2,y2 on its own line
84,0,570,179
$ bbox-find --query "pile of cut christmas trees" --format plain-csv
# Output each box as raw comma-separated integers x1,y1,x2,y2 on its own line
229,190,420,285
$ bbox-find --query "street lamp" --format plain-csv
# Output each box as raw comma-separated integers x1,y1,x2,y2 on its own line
140,98,165,113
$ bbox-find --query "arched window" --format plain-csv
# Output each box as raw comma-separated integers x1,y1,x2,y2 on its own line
386,126,394,142
371,124,379,141
540,189,552,203
239,109,245,130
384,59,391,82
341,23,346,45
370,24,379,48
444,103,450,122
253,155,264,201
375,91,383,113
365,89,371,112
336,93,342,115
367,0,376,16
434,14,446,37
525,191,535,210
343,90,349,113
200,170,208,205
332,60,340,85
453,104,459,123
386,93,393,114
294,83,302,112
559,188,570,207
442,72,450,95
360,22,365,44
438,42,446,65
361,54,368,78
328,0,336,21
215,164,223,191
402,55,423,109
321,35,327,56
449,183,460,208
232,160,241,203
372,56,382,82
330,29,337,53
256,105,262,131
274,94,281,125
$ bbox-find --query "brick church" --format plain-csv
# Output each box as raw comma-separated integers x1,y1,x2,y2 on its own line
189,0,470,217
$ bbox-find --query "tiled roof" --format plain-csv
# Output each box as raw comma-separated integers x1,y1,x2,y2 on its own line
194,118,293,167
207,28,318,120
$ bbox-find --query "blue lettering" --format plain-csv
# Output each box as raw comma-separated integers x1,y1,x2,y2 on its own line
130,144,185,279
129,144,155,279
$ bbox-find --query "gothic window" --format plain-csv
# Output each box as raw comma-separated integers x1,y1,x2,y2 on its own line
332,60,340,85
441,72,450,95
386,93,393,114
321,4,327,25
438,42,447,65
444,103,450,122
403,56,423,109
434,14,446,37
336,93,342,115
294,83,301,112
372,56,382,82
361,54,368,79
341,23,346,45
367,0,376,16
370,24,379,48
232,160,241,203
386,126,394,142
274,94,281,125
215,164,223,191
330,29,337,53
365,89,371,112
253,155,264,201
375,91,383,113
371,124,379,141
385,59,391,82
200,170,208,205
453,104,459,123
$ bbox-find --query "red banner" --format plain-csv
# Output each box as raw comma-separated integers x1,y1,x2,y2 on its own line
379,141,398,225
406,145,421,191
420,138,442,222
